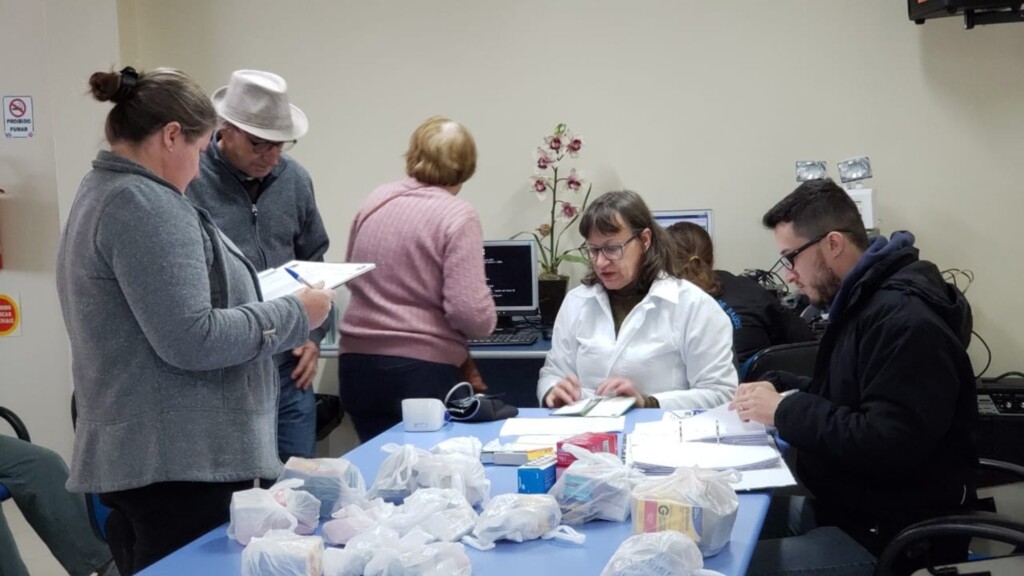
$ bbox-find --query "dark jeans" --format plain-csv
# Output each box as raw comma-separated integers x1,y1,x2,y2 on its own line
339,353,459,442
276,356,317,462
749,496,877,576
750,494,971,575
100,480,251,575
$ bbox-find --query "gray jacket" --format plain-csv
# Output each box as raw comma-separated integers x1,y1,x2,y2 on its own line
188,141,330,351
57,151,310,493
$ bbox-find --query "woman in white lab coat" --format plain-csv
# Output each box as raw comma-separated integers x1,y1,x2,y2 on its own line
537,190,737,410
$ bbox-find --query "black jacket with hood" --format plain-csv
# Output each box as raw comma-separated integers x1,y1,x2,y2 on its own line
770,231,978,554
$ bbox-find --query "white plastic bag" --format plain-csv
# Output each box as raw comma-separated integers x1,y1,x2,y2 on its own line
600,531,725,576
334,525,402,576
367,444,430,503
228,487,298,545
322,548,365,576
240,530,323,576
631,467,740,557
323,504,380,546
430,436,483,458
278,457,367,518
364,541,472,576
464,493,585,551
274,479,322,535
393,488,477,542
227,480,321,544
550,443,644,524
413,452,490,507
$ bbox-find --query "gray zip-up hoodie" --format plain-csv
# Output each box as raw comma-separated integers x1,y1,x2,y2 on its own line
188,140,330,355
57,151,310,492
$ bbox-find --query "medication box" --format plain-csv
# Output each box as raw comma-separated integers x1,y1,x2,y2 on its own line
556,432,619,468
517,454,557,494
633,498,703,542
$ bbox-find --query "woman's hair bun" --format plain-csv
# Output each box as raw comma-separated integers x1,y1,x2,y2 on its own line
88,66,139,104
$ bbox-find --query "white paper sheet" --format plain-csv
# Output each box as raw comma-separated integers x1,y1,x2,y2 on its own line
672,403,767,441
258,261,375,300
498,417,626,437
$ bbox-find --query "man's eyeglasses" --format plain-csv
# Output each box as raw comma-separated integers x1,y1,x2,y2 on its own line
775,229,848,271
245,134,296,154
582,230,641,261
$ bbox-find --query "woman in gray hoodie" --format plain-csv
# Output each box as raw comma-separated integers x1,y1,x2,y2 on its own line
56,67,334,575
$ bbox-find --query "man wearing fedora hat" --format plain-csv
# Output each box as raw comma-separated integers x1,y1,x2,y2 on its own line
188,69,330,464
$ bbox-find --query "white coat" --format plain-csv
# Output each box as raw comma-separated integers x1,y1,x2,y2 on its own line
537,276,738,409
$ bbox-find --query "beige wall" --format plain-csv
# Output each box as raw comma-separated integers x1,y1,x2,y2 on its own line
0,0,120,458
118,0,1023,380
1,1,1020,456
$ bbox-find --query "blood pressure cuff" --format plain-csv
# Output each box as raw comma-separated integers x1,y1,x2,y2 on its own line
445,382,519,422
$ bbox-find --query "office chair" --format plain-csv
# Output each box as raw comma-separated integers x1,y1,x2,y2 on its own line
875,458,1024,575
739,341,819,383
1,405,32,503
69,392,111,542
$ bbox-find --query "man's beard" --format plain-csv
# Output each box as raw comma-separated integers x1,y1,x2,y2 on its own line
807,255,842,309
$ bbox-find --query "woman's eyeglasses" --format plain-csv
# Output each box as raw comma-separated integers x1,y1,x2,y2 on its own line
582,231,641,261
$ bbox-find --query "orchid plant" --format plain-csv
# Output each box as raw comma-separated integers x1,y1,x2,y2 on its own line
515,123,593,280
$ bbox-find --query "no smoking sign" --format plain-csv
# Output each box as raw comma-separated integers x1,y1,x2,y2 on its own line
4,95,34,138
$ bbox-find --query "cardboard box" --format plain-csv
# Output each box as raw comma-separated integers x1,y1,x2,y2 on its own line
633,498,703,542
556,432,619,467
517,454,557,493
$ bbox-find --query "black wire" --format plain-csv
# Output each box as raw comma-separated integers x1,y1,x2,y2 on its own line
511,316,544,332
972,329,992,379
988,371,1024,381
941,268,975,294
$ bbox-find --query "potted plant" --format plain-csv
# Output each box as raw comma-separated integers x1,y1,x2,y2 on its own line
514,123,593,324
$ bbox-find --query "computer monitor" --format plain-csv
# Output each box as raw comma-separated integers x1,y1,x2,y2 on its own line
482,240,538,322
652,209,714,237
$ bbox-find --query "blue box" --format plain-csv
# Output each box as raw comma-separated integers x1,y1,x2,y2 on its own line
517,454,557,494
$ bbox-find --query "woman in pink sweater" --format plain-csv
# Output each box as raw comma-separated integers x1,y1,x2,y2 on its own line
339,116,497,440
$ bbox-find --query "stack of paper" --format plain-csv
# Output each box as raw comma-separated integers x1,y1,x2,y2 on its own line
624,403,797,491
258,260,375,300
627,442,782,475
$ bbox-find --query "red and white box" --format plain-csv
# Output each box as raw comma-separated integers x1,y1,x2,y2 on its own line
556,432,619,468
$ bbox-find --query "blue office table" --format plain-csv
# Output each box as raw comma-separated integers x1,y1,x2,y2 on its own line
139,409,770,575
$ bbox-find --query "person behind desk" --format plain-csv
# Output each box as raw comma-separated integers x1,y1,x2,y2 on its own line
538,190,737,410
339,116,496,441
188,69,331,463
732,178,977,575
666,221,815,364
58,67,335,575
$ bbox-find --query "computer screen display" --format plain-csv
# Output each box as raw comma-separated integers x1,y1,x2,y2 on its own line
482,240,538,314
652,209,714,237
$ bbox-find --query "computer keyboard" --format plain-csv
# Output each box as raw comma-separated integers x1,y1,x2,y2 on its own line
468,331,539,346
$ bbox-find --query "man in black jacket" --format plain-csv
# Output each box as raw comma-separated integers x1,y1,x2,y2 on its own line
735,178,978,574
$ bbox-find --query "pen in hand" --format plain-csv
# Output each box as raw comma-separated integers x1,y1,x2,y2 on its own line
286,267,315,288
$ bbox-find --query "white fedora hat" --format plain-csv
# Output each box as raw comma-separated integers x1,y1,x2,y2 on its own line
212,70,308,142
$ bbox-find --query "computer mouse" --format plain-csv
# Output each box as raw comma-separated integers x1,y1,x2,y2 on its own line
543,328,553,340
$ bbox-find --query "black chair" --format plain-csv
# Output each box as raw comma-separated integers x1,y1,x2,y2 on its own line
1,405,31,502
0,405,30,442
739,341,819,382
875,458,1024,575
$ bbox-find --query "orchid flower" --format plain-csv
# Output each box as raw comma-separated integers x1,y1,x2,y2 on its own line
565,168,585,192
557,201,579,221
514,123,593,279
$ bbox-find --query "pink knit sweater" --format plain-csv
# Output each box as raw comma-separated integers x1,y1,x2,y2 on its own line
340,178,497,366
